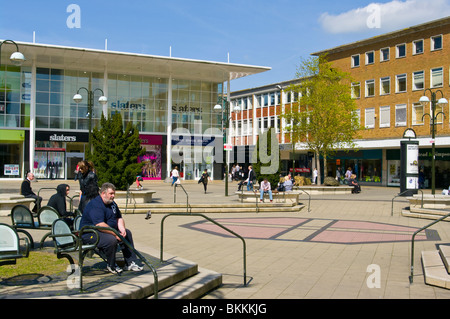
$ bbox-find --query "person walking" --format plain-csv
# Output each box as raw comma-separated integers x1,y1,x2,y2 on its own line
171,166,179,186
75,160,99,214
245,165,255,191
199,169,211,193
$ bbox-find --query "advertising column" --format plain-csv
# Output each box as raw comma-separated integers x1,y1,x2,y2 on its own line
400,140,419,196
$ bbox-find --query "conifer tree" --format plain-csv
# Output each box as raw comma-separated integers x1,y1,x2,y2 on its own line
91,112,145,190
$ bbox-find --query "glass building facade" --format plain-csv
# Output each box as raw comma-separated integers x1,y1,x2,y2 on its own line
0,41,269,180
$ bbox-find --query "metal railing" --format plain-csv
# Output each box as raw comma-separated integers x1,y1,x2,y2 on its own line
174,183,191,214
391,190,423,216
409,211,450,284
298,188,311,212
160,212,248,286
83,225,159,298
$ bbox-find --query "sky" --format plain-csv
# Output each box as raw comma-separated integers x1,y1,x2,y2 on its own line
2,0,450,92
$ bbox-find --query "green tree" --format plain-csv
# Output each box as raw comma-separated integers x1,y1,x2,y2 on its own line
282,55,360,185
252,128,281,189
90,112,145,190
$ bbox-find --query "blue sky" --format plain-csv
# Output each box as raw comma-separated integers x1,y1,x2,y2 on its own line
2,0,450,91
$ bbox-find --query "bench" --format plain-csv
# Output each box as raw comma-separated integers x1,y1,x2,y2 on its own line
10,205,61,249
292,186,353,195
235,191,301,204
0,223,30,266
0,195,35,217
113,189,156,205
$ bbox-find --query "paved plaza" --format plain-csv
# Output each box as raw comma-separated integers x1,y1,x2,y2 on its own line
1,178,450,299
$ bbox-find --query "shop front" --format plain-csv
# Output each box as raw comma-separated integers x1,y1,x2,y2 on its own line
138,134,163,180
0,129,25,179
330,149,382,184
34,131,88,179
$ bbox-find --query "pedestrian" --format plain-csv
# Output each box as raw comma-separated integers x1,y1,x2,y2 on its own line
349,174,361,193
80,182,143,274
171,166,179,186
245,165,255,191
47,184,74,226
199,169,211,193
75,160,99,214
345,167,352,184
20,172,42,213
313,168,318,184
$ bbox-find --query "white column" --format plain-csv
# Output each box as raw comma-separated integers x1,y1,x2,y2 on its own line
102,65,108,118
252,94,257,144
166,75,173,179
29,59,36,174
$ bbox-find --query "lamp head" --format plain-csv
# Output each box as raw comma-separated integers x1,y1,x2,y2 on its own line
73,93,83,103
9,51,25,66
98,95,108,105
419,95,430,107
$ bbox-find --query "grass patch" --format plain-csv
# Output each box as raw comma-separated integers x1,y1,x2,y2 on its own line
0,250,68,279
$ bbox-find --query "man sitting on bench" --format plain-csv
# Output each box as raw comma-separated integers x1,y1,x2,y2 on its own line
20,172,42,213
260,178,273,203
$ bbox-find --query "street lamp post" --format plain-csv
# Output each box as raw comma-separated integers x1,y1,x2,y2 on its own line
0,40,26,66
73,87,107,156
214,97,240,196
419,88,448,195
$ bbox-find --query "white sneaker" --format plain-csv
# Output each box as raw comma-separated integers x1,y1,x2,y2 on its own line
107,264,123,274
126,261,143,271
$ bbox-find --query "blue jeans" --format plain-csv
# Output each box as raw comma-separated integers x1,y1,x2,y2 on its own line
247,181,253,191
172,176,178,185
260,189,272,201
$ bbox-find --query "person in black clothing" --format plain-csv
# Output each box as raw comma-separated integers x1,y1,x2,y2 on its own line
75,160,99,213
245,165,255,191
47,184,74,226
20,172,42,213
47,184,71,216
199,169,210,193
349,174,361,193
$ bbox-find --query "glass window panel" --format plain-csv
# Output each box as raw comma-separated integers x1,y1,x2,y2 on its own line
36,116,49,128
36,104,49,116
395,104,407,126
413,71,424,90
379,106,390,127
431,67,443,87
36,79,50,92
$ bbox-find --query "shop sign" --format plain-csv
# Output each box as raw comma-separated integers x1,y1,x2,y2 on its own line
289,168,311,173
111,100,146,110
4,164,19,176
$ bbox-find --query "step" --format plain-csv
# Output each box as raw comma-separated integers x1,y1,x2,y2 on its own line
401,207,450,221
439,245,450,274
120,203,305,214
421,250,450,289
148,267,222,299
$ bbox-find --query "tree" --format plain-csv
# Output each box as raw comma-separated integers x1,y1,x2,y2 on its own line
90,112,145,190
252,128,281,189
282,55,360,185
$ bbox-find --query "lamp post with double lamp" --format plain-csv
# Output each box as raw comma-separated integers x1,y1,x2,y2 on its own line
0,40,26,67
419,89,448,195
73,88,107,156
214,97,240,196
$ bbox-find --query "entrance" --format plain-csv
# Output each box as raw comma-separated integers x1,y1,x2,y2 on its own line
66,153,84,179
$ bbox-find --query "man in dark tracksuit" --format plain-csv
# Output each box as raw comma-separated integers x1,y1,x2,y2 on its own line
20,172,42,213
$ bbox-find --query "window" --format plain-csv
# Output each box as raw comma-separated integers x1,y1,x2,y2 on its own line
365,108,375,128
379,106,390,127
396,74,407,93
433,103,444,123
412,103,424,125
380,77,390,95
431,35,443,51
396,43,406,58
365,79,375,97
431,67,443,87
366,51,375,65
413,39,424,55
351,54,360,67
412,71,424,90
380,48,390,62
351,82,361,99
395,104,407,127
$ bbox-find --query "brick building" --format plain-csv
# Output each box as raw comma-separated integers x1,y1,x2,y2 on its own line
230,16,450,188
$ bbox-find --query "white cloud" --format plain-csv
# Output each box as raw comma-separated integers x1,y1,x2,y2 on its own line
319,0,450,34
